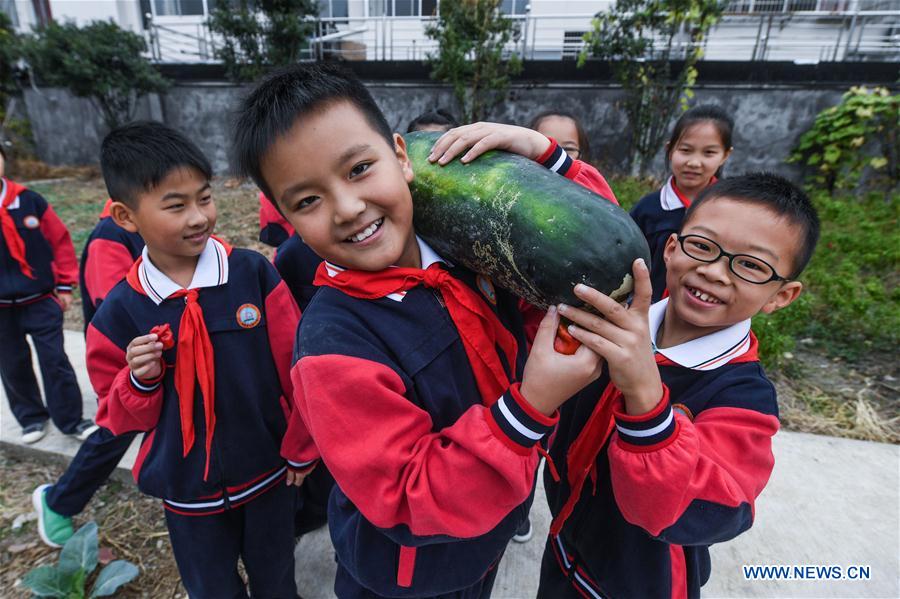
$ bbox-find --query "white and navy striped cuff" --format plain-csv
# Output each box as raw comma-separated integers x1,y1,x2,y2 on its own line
286,458,317,473
129,369,162,395
537,138,575,177
55,285,73,293
614,386,676,448
490,384,557,451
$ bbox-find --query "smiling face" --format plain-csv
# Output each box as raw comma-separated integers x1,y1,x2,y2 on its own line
668,121,732,197
260,100,419,271
112,167,215,277
660,197,803,345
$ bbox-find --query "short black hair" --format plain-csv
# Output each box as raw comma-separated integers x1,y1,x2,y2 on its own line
684,172,820,278
100,121,212,209
406,108,459,133
232,62,394,202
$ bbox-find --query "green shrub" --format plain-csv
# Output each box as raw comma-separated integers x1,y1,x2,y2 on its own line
754,189,899,367
24,20,169,130
789,86,899,193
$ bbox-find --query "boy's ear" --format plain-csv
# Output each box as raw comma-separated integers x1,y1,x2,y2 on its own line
109,201,139,234
662,232,679,266
760,280,803,315
393,133,415,184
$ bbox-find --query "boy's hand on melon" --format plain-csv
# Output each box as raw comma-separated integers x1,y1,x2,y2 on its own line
429,122,552,166
520,306,605,417
561,259,664,416
126,333,164,382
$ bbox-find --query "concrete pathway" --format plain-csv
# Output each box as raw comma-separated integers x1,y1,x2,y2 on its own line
1,331,898,598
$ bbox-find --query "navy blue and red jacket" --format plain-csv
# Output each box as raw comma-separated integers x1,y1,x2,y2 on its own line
282,141,617,596
88,238,316,515
273,233,323,312
543,298,779,599
259,191,295,248
0,178,78,303
78,199,144,326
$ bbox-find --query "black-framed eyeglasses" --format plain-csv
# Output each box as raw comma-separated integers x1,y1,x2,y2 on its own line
561,146,581,159
677,234,789,285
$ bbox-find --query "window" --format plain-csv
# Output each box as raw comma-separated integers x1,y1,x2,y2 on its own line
153,0,206,17
500,0,529,15
320,0,349,18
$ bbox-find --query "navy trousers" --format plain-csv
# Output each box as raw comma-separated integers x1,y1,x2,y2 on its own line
165,482,297,599
334,557,501,599
46,426,136,516
0,296,83,432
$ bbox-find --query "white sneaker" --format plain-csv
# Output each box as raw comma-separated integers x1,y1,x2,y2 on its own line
70,419,99,442
22,422,47,444
512,517,533,543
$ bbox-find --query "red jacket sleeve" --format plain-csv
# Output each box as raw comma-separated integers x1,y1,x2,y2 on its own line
607,385,779,546
536,137,619,205
38,204,78,290
83,239,136,306
264,278,319,471
290,353,556,540
88,323,165,435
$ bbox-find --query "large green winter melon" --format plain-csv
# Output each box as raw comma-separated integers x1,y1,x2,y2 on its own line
405,131,651,309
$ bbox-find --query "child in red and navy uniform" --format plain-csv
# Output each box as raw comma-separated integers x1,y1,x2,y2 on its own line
233,64,606,598
538,173,819,599
0,146,95,444
86,121,316,599
79,199,145,325
32,198,145,548
630,106,734,301
258,190,294,248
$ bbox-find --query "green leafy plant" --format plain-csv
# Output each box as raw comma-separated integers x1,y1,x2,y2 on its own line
208,0,317,83
579,0,724,176
21,521,139,598
425,0,522,123
789,86,899,193
24,20,169,130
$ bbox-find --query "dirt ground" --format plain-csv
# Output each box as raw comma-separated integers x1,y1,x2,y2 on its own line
0,450,183,598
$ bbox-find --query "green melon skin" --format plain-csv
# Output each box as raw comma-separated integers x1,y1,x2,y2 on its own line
404,131,651,310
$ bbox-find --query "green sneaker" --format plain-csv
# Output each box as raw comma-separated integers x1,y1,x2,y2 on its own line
32,484,73,548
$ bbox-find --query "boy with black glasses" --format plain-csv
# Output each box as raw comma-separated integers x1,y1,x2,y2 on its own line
537,173,820,598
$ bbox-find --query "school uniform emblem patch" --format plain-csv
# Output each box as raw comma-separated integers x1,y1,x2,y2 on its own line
236,303,261,328
22,215,39,229
476,275,497,305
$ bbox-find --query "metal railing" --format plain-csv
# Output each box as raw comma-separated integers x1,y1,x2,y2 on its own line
145,8,900,65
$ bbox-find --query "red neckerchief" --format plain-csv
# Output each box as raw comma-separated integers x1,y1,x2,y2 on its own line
548,329,757,536
125,237,233,481
549,381,621,536
670,175,717,209
313,261,518,406
99,198,113,219
0,178,35,279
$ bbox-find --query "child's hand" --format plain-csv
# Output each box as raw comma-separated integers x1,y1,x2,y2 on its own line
126,333,164,382
559,259,664,416
520,306,605,416
286,466,313,487
55,291,73,312
428,122,551,166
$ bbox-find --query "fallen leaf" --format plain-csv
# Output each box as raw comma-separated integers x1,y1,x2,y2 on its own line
11,512,37,530
9,541,37,553
98,546,115,564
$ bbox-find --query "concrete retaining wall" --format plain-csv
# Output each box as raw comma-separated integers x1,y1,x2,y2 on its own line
23,80,853,179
